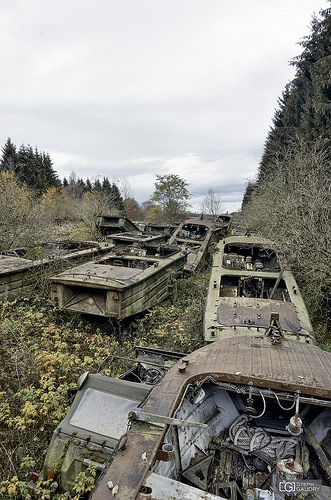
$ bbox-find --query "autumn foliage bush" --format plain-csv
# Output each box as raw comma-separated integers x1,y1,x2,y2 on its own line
0,266,209,498
0,297,130,498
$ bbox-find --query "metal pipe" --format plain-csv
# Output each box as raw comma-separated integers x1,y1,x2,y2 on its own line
269,269,284,299
170,425,182,479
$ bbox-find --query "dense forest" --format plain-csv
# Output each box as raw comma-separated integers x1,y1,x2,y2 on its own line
0,4,330,499
241,5,331,343
0,140,127,248
0,138,125,210
0,140,195,248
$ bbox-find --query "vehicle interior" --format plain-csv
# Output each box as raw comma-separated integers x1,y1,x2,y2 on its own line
151,380,331,499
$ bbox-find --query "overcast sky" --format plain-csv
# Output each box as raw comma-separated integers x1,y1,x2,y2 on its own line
1,1,329,213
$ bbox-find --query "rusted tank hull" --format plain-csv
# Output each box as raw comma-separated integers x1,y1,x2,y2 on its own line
96,215,140,235
169,217,228,273
50,248,186,319
204,235,314,343
0,241,111,302
30,347,185,495
90,336,331,499
0,256,35,300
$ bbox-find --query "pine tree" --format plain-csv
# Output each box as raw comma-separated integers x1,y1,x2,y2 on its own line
0,138,17,173
110,182,125,213
240,6,331,333
85,178,93,191
1,140,60,194
93,178,102,192
258,6,331,181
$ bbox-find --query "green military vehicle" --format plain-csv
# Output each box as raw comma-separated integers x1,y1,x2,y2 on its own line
29,347,184,494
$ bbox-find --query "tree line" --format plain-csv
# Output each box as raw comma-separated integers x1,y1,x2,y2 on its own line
0,138,59,195
0,139,196,222
0,139,128,248
0,138,125,209
241,5,331,340
0,139,224,251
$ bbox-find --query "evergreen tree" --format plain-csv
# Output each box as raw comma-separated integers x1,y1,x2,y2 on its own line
247,4,331,201
109,182,125,213
93,178,102,192
1,139,60,194
258,6,331,183
241,6,331,335
40,150,59,190
77,177,86,195
101,177,113,199
85,178,93,191
0,138,17,173
96,178,125,213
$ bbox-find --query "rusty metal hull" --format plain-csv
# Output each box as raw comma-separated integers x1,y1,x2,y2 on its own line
0,241,111,301
142,222,178,239
96,215,140,236
204,235,314,343
31,347,185,496
90,336,331,499
50,246,186,319
107,231,165,246
169,217,227,273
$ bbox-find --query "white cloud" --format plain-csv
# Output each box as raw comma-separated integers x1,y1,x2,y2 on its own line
0,0,328,214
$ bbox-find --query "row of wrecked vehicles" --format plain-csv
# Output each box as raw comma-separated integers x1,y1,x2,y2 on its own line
1,215,330,499
0,214,231,319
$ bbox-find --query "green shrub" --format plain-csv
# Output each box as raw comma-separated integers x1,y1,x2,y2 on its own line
0,263,210,496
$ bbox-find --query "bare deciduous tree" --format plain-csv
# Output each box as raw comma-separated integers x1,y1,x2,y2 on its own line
71,191,110,240
240,139,331,320
120,177,134,201
0,172,56,251
201,190,223,217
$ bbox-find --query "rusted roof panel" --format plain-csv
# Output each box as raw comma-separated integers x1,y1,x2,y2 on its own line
0,255,33,275
52,262,142,286
91,337,331,499
217,297,302,332
142,337,331,420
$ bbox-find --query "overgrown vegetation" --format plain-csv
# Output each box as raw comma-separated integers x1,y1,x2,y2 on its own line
241,5,331,340
0,262,209,497
1,6,331,497
240,139,331,340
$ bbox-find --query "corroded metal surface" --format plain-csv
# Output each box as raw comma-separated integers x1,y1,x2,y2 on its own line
96,215,140,235
109,231,165,246
216,297,301,332
90,337,331,499
0,255,34,274
50,248,186,318
204,235,314,342
53,262,143,287
43,375,151,492
91,427,163,500
0,242,111,301
168,217,226,273
143,336,331,406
